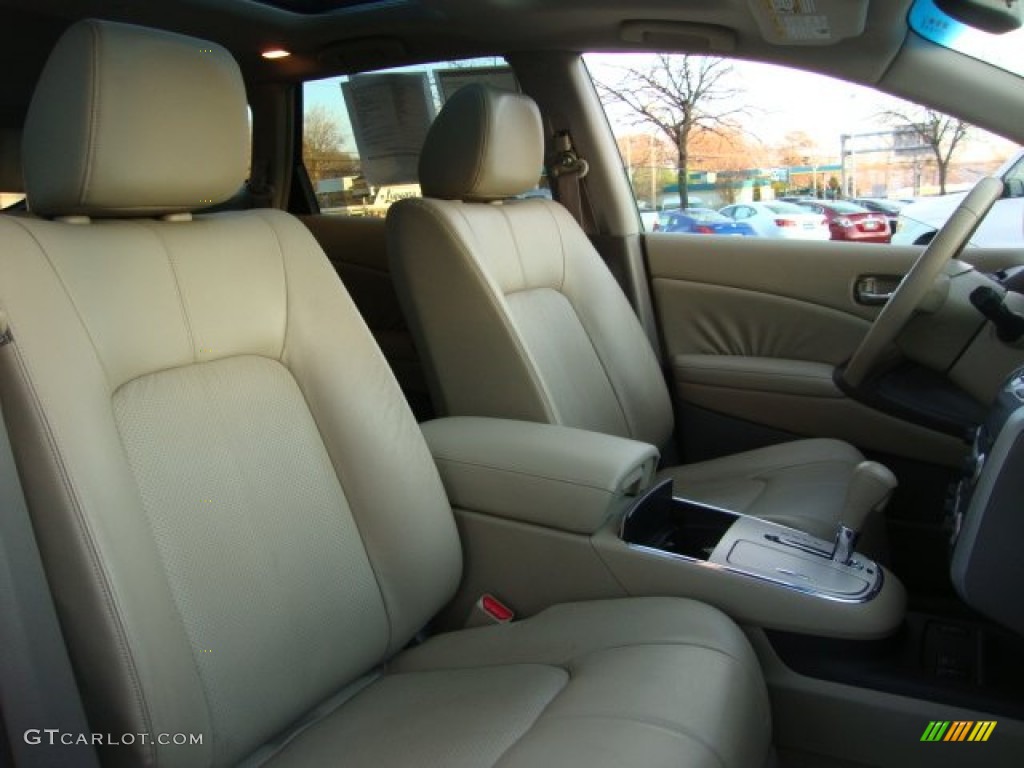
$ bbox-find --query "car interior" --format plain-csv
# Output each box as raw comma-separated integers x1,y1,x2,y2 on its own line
1,1,1023,767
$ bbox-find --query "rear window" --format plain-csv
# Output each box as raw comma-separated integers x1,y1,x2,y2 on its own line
301,59,546,216
763,202,807,214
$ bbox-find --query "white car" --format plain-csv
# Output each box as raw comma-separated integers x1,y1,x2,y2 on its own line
893,150,1024,246
893,193,1024,247
719,201,830,240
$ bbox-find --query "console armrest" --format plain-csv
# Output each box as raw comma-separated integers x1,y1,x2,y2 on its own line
421,417,659,534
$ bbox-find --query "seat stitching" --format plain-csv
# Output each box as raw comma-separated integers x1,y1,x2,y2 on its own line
446,203,553,414
1,219,156,758
265,212,392,657
5,217,114,386
679,455,859,483
250,211,289,361
567,639,750,667
133,220,197,360
526,713,728,768
495,203,529,290
432,454,618,492
399,638,752,674
79,22,100,206
412,199,560,423
540,204,634,437
489,664,572,768
747,457,859,481
468,87,489,196
11,343,157,739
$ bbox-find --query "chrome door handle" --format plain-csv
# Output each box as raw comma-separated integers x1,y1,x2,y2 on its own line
855,276,899,306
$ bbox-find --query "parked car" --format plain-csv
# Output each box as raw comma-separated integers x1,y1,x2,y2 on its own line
893,193,1024,246
795,200,892,243
718,201,830,240
893,149,1024,246
661,207,758,236
850,197,907,234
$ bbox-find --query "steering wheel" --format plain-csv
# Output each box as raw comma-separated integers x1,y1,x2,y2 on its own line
842,176,1005,389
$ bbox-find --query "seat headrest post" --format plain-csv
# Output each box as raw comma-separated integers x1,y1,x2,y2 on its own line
418,84,543,201
22,19,249,218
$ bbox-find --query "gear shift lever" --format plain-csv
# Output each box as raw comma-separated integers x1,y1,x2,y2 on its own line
832,461,897,564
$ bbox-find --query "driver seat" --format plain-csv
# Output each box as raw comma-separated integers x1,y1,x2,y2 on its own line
388,84,890,543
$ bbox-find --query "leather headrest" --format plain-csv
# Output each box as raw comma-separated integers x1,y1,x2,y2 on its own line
0,129,22,193
419,84,543,201
22,19,249,218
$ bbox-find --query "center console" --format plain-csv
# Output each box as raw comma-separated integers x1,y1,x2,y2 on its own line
621,479,883,604
421,416,905,639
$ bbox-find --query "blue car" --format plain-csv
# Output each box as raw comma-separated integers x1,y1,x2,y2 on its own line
661,208,758,236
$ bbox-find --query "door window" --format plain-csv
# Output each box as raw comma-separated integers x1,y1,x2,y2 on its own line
584,52,1020,246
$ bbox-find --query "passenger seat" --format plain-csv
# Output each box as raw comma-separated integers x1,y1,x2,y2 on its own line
0,20,771,767
388,84,890,543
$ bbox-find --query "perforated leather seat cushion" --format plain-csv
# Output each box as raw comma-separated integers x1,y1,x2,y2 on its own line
265,599,771,768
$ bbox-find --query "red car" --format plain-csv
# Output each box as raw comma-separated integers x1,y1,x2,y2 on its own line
796,200,892,243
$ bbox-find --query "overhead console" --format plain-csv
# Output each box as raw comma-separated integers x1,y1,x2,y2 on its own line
422,416,905,639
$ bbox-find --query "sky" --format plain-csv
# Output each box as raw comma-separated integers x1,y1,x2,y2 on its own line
302,47,1020,171
582,53,1016,165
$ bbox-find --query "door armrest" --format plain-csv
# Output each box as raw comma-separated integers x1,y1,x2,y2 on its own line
673,354,842,397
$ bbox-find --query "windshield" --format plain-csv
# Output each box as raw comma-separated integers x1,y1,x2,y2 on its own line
858,199,903,213
910,0,1024,77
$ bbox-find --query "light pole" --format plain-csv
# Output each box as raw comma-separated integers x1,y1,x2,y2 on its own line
840,134,848,198
649,133,657,209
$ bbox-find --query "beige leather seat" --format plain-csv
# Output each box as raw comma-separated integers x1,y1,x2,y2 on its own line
389,84,879,542
0,20,770,767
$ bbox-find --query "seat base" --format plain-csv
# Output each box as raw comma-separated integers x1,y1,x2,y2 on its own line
660,438,866,542
263,598,771,768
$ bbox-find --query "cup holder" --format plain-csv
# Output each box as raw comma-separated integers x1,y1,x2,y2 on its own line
620,479,738,561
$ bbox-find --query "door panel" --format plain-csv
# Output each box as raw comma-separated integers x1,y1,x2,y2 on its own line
655,280,869,365
646,235,972,465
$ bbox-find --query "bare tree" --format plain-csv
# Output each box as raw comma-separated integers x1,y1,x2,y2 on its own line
597,54,746,208
881,106,970,195
776,130,817,168
303,105,359,187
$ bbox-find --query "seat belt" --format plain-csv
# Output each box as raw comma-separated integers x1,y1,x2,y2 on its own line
547,130,597,235
0,322,100,767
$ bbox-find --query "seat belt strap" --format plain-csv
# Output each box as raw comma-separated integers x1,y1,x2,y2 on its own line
547,130,597,235
0,321,100,767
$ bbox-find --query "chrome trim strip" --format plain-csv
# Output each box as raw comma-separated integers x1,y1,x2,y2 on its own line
622,541,885,604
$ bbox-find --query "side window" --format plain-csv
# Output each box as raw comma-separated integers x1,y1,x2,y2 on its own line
0,129,24,209
584,53,1019,246
301,61,544,217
